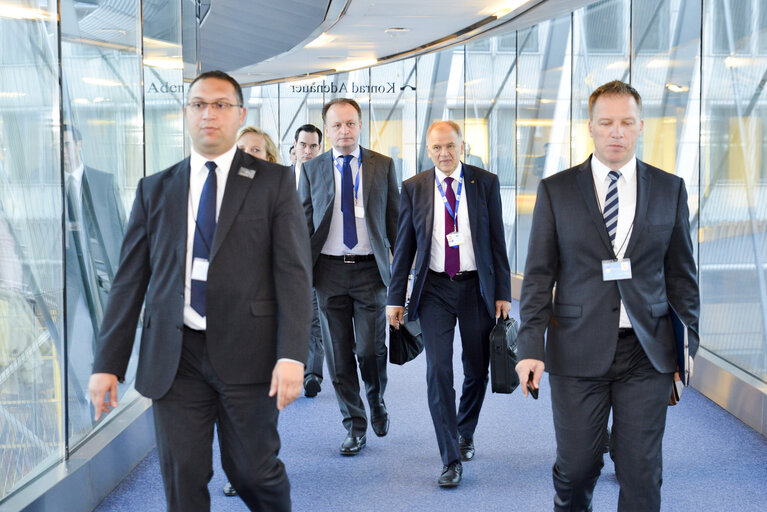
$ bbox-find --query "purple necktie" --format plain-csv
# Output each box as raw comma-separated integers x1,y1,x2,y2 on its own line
444,177,459,277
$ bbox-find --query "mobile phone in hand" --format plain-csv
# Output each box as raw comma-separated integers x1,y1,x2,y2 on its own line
526,371,539,399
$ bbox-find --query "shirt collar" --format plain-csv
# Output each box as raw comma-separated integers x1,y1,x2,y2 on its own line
591,154,636,183
332,146,361,163
66,163,84,184
434,162,463,184
190,144,238,176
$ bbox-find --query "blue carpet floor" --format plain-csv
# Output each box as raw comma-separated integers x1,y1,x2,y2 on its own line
95,315,767,511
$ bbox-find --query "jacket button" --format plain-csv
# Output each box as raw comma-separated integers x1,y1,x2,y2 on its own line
176,325,182,331
612,307,619,312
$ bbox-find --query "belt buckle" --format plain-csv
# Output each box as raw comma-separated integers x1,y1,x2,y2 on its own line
343,254,355,264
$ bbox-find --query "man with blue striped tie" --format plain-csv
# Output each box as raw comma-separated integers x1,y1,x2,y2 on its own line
516,81,700,511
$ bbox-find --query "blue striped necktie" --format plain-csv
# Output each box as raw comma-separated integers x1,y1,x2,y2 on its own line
191,161,217,317
603,170,621,247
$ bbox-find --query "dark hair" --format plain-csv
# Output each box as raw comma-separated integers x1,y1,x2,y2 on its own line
588,80,642,118
294,123,323,144
322,98,362,124
62,123,82,142
188,70,243,107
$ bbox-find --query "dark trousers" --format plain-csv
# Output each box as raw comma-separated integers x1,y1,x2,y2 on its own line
304,289,324,381
315,256,387,436
549,331,672,512
153,328,290,512
419,272,494,466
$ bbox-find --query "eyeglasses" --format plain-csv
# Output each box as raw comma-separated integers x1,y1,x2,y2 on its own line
187,101,242,112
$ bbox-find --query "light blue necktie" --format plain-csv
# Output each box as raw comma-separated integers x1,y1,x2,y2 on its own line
603,170,621,247
191,161,217,317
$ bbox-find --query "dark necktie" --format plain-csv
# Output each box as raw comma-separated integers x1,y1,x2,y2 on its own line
191,161,217,317
604,170,621,247
341,154,357,249
444,177,459,277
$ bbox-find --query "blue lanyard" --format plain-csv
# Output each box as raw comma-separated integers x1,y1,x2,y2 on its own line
435,169,463,228
334,156,362,201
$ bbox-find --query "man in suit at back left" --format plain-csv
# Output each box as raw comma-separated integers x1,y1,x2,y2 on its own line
387,120,511,487
299,98,399,455
89,70,312,512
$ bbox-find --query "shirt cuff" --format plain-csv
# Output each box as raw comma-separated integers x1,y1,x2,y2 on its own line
278,358,304,367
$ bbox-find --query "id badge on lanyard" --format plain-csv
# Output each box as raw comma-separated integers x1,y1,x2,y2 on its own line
436,171,464,247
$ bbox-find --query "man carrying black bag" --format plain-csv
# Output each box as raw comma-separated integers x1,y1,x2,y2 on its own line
387,120,511,488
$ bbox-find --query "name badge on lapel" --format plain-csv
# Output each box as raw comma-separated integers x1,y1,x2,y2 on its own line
238,167,256,179
602,258,632,281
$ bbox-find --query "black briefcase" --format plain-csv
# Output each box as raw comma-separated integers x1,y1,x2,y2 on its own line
389,309,424,365
489,315,520,394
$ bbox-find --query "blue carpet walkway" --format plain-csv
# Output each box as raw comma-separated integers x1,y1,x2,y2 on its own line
96,316,767,510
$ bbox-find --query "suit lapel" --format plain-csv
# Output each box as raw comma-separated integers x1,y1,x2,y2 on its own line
210,150,257,262
361,147,374,210
624,159,651,258
164,158,190,277
317,151,336,227
420,169,436,255
462,164,480,247
575,157,614,255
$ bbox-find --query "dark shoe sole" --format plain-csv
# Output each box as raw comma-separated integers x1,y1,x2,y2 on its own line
438,480,461,488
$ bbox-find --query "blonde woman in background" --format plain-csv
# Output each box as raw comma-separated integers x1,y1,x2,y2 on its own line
237,126,280,163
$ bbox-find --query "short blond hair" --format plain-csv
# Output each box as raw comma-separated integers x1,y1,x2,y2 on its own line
237,126,280,163
426,120,462,140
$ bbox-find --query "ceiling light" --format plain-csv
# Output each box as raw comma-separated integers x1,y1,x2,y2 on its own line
289,75,327,86
384,27,410,37
0,4,56,21
82,77,124,87
666,83,689,93
335,59,378,72
0,92,26,98
724,56,753,68
480,0,533,18
143,57,183,70
305,33,335,48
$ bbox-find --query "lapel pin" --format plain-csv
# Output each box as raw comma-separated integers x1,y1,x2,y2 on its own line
471,180,475,183
238,167,256,179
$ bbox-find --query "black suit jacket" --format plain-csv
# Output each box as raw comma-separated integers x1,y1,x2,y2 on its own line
517,156,700,377
299,148,399,286
387,164,511,320
93,150,313,399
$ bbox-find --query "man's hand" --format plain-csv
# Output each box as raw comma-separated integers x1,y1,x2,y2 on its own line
386,306,405,328
495,300,511,319
269,360,304,410
515,359,545,398
89,373,119,421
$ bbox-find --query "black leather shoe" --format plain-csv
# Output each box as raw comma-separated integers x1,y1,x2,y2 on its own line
304,375,321,398
339,434,366,456
458,435,475,461
438,462,462,488
223,482,237,496
371,402,389,437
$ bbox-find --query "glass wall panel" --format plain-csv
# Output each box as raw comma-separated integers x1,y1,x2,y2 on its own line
60,0,142,447
572,0,630,163
144,0,185,173
465,37,517,270
0,1,63,500
515,17,572,271
701,0,767,380
370,59,417,184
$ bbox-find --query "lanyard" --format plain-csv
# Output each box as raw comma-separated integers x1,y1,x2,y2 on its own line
435,169,463,228
334,156,362,201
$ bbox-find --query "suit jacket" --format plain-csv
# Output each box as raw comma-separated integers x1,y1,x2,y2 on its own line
387,164,511,320
93,149,313,399
299,147,399,286
517,156,700,377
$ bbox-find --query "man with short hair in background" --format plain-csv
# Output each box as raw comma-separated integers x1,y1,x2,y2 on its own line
516,80,700,511
292,123,325,397
299,98,399,456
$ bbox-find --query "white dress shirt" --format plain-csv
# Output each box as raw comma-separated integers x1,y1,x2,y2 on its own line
591,155,637,328
183,145,236,330
320,146,373,256
429,164,477,273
